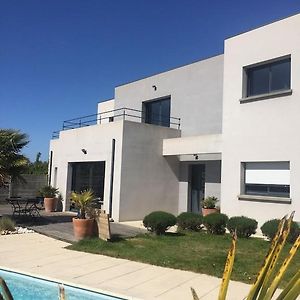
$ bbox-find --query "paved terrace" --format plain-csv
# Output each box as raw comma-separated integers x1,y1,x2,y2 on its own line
0,203,146,242
0,233,253,300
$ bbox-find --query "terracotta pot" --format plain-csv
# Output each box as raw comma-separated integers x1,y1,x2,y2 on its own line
44,197,57,212
72,218,95,240
202,208,219,216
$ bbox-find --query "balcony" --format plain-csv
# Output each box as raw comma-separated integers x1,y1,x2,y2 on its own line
52,107,181,139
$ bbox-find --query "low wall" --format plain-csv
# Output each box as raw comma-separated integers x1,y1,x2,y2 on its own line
10,174,48,198
0,186,9,202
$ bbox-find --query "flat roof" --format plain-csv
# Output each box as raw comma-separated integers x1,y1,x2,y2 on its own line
98,97,114,104
115,53,223,88
225,11,300,40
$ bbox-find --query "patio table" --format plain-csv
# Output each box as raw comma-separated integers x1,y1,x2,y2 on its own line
6,197,41,218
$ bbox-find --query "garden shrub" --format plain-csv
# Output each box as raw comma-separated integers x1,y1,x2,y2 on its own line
227,216,258,238
261,219,300,243
0,216,16,232
203,213,228,235
143,211,177,235
177,212,203,231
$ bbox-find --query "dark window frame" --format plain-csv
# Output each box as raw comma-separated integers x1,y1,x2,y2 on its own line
143,96,171,127
245,183,290,198
244,56,291,98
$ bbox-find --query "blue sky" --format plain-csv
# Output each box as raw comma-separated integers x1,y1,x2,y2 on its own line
1,0,299,161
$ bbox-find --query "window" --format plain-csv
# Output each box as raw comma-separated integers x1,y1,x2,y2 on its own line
246,57,291,97
242,162,290,198
143,97,170,127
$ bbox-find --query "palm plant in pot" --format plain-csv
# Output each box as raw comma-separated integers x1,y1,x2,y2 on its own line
71,189,95,240
201,196,219,216
40,185,59,212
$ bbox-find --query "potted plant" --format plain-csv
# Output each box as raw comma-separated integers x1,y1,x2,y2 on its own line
71,189,95,240
39,185,59,212
201,196,219,216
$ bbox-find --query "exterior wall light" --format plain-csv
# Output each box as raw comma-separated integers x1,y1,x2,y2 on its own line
152,85,157,91
194,154,199,160
81,149,87,154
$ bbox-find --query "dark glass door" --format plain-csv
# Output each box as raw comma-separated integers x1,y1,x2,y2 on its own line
71,162,105,200
189,164,205,214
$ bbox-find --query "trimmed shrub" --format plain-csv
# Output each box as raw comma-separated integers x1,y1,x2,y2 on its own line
203,213,228,235
143,211,177,235
261,219,300,243
227,216,258,238
0,216,16,232
177,212,203,231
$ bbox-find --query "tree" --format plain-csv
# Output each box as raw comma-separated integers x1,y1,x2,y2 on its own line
26,152,48,175
0,129,29,186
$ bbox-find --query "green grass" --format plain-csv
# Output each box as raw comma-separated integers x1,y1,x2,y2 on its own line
67,231,299,287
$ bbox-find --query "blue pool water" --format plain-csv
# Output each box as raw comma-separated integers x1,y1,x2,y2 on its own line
0,269,125,300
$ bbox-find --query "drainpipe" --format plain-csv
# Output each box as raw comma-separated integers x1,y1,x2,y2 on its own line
48,151,53,186
109,139,116,220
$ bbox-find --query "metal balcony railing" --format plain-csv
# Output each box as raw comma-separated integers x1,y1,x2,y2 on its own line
52,107,180,139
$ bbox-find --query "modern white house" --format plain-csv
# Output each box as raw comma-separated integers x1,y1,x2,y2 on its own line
49,13,300,225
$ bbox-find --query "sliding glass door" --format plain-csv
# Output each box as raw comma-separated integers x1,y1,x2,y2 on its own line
71,162,105,200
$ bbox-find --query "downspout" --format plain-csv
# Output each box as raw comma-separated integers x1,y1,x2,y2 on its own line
48,151,53,186
109,139,116,220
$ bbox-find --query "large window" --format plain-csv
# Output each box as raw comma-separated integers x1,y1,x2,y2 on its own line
71,162,105,200
242,162,290,198
246,57,291,97
144,97,171,127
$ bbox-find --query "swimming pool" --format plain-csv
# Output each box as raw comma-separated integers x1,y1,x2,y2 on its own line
0,269,126,300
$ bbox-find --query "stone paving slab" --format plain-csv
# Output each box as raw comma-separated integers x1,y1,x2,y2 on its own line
0,233,257,300
0,203,147,242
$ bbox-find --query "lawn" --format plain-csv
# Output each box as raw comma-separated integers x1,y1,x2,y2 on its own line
67,231,299,287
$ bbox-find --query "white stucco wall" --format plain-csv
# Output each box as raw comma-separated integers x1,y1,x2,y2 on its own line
178,163,189,214
97,99,115,124
205,160,222,201
49,121,124,221
118,121,181,221
114,55,224,136
221,14,300,225
163,134,222,156
49,120,182,221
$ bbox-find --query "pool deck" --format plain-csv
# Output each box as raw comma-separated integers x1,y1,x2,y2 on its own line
0,233,254,300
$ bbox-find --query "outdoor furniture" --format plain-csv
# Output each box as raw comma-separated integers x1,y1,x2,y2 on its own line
6,197,41,218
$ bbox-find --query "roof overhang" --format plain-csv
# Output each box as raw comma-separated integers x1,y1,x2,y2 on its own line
163,134,222,157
